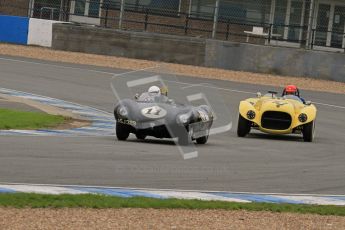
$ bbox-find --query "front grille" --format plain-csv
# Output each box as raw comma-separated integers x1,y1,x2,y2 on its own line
261,111,292,130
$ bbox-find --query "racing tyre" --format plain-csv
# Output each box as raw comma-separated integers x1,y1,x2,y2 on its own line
237,114,251,137
116,123,130,141
135,133,147,140
196,135,208,144
302,121,315,142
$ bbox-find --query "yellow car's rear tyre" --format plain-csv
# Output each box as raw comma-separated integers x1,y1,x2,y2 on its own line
303,121,315,142
237,114,251,137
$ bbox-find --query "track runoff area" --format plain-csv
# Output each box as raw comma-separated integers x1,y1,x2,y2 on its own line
0,56,344,206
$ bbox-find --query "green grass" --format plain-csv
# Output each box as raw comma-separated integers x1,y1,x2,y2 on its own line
0,193,344,216
0,108,65,130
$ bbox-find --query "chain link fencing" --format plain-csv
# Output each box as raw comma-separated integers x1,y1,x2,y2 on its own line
0,0,344,51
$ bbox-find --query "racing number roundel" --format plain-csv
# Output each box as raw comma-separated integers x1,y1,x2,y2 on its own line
141,106,167,119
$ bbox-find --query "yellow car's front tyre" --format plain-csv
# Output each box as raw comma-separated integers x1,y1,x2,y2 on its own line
237,114,251,137
302,121,315,142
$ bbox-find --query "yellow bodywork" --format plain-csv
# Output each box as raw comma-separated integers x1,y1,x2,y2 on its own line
239,95,317,134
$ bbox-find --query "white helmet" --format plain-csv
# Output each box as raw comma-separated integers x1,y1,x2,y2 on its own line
148,86,161,96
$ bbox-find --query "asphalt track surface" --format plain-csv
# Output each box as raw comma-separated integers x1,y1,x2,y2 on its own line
0,55,344,195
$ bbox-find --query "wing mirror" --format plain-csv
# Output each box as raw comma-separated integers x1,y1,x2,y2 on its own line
134,93,139,100
305,101,312,105
256,92,262,98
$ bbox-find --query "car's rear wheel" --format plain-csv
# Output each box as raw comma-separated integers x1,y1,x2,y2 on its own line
302,120,315,142
135,133,146,140
237,114,251,137
196,135,208,144
116,123,130,141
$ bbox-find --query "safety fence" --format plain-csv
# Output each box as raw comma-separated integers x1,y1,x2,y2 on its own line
0,0,344,52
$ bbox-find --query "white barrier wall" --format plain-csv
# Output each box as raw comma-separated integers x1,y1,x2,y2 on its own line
28,19,63,47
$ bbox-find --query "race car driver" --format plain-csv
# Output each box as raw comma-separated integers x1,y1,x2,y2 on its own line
137,86,173,104
148,85,161,97
282,85,305,104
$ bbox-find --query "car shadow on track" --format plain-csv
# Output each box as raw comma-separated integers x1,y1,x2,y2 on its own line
104,136,217,147
246,133,304,142
127,138,176,145
126,138,215,147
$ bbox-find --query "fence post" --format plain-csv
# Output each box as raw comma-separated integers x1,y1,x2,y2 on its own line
119,0,125,29
65,0,71,21
59,0,64,21
184,15,189,35
268,23,273,44
28,0,35,18
306,0,316,49
144,9,149,31
211,0,220,39
343,32,345,53
225,19,230,40
311,29,315,49
105,6,109,27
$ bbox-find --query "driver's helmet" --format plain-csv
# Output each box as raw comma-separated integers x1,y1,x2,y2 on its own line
148,86,161,97
283,85,299,96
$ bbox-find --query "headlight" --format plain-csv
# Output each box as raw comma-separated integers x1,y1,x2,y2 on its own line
118,106,128,117
298,113,308,123
177,113,190,124
246,110,256,120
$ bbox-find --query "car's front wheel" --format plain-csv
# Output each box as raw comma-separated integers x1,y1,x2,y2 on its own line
196,135,208,144
116,123,130,141
237,114,251,137
302,120,315,142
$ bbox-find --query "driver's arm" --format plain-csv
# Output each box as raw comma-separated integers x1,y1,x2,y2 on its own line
300,97,306,104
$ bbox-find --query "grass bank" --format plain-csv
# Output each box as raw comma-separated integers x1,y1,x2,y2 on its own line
0,108,65,130
0,193,344,216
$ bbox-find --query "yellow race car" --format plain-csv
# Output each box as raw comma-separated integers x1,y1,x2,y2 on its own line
237,91,317,142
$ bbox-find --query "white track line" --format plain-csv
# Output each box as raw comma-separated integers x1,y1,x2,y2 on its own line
177,81,256,95
0,57,159,77
1,56,344,109
0,57,116,75
313,102,345,109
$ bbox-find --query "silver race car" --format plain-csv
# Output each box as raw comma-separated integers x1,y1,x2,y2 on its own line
114,87,213,145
